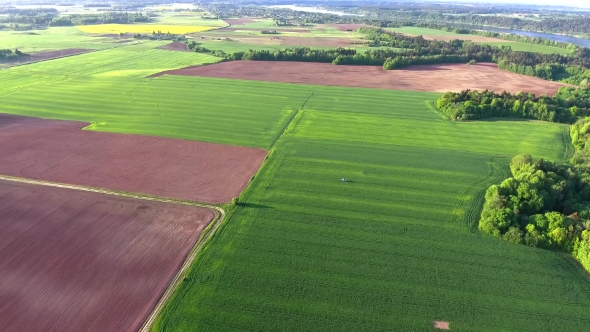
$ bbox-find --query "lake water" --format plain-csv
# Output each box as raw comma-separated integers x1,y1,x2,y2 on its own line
466,25,590,48
267,5,361,16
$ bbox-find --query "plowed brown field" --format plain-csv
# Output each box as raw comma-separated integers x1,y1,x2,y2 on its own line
0,114,266,204
152,61,569,95
157,42,190,51
223,17,257,25
328,24,369,31
0,179,215,332
0,49,92,67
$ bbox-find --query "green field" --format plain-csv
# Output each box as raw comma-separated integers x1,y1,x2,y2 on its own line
2,41,590,331
483,41,572,54
0,27,127,53
150,79,589,331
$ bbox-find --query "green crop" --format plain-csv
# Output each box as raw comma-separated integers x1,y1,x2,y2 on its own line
1,42,588,331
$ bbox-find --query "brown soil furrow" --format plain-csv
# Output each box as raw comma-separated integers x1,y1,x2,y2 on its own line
0,114,266,204
151,61,569,95
0,179,216,332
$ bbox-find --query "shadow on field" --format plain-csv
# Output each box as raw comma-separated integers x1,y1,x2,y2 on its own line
477,117,543,123
401,66,453,71
239,202,272,209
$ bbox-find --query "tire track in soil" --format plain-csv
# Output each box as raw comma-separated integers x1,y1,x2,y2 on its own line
464,160,509,232
0,174,225,332
449,159,495,226
449,158,509,232
561,126,575,162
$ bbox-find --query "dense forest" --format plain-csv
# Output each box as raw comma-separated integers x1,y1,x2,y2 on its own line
0,8,153,30
435,87,590,123
49,12,152,26
479,124,590,273
0,7,57,30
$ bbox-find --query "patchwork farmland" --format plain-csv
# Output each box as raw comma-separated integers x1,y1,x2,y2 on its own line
153,61,569,94
76,24,216,35
1,10,590,332
0,114,266,203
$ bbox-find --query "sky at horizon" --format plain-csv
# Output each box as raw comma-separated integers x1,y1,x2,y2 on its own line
436,0,590,8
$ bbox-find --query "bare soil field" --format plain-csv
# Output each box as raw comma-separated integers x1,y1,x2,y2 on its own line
223,17,257,25
157,42,190,51
220,27,311,34
328,24,369,31
1,49,92,67
0,114,266,204
152,61,569,95
0,179,215,332
280,36,366,47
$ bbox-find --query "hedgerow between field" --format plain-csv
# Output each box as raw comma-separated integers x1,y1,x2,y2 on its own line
436,87,590,123
184,26,590,86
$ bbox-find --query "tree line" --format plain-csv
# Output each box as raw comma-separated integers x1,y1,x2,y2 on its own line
186,27,590,84
397,22,581,52
0,7,57,30
49,12,152,27
362,28,590,81
366,8,590,36
0,48,28,60
435,87,590,123
479,128,590,273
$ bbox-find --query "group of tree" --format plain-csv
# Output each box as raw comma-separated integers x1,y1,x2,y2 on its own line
49,12,151,27
360,28,590,80
187,44,360,63
435,87,590,123
0,48,28,60
186,25,590,85
479,140,590,272
134,31,185,41
0,7,57,30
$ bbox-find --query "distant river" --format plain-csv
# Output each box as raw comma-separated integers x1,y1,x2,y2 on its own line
464,25,590,48
267,5,362,16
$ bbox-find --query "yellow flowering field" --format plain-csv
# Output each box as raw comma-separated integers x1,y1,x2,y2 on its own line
77,24,214,34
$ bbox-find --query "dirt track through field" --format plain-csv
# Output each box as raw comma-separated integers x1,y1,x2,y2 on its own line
0,114,266,204
0,179,215,332
152,61,569,95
